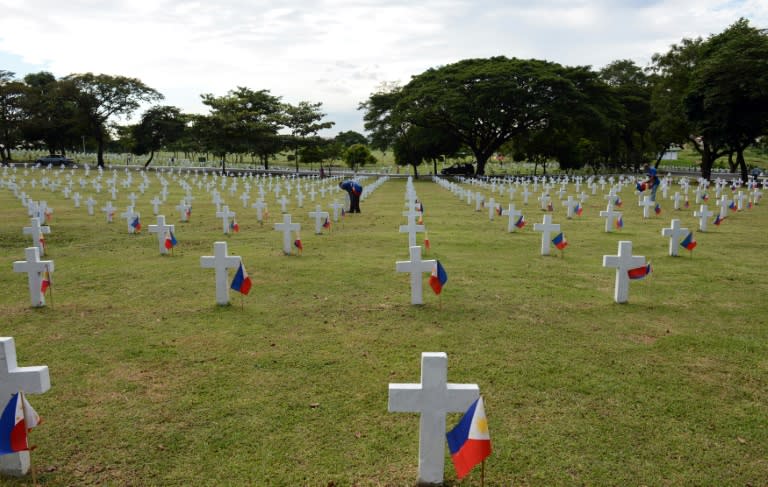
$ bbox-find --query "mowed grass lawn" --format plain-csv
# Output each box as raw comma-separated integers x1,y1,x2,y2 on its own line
1,169,767,486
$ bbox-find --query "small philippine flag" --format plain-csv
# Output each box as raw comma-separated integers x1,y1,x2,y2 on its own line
0,391,41,455
323,217,331,229
514,215,526,229
680,232,697,251
552,232,568,250
294,237,303,254
429,260,447,295
230,262,252,295
446,397,492,480
230,221,240,232
615,197,623,207
654,203,661,215
628,262,652,280
496,205,503,216
714,214,724,226
424,232,431,250
164,231,178,249
615,216,624,229
40,266,51,293
546,202,554,212
131,216,142,232
576,204,583,216
684,199,690,209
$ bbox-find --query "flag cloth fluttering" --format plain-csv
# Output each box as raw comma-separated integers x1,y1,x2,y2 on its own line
628,262,652,280
424,232,431,250
654,203,661,215
576,204,583,216
164,231,178,250
40,266,51,293
230,221,240,232
294,237,303,254
131,216,142,232
615,216,624,229
446,396,492,481
684,200,690,209
230,262,252,295
546,202,554,212
496,205,502,216
680,232,697,251
714,214,724,226
615,197,623,207
0,391,41,455
429,260,447,295
552,232,568,250
323,217,331,229
514,215,526,229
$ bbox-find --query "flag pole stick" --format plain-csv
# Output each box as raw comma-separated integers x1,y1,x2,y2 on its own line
46,265,53,310
20,391,38,486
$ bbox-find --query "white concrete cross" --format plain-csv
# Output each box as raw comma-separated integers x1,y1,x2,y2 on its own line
278,194,289,213
538,192,551,211
520,186,532,204
661,219,689,257
672,192,683,211
23,217,51,256
505,204,523,233
176,200,191,222
200,241,242,305
274,214,301,255
599,204,622,233
86,196,96,216
128,192,138,206
101,201,116,223
239,192,250,208
0,337,51,476
121,206,140,234
399,214,426,248
562,195,580,219
251,199,268,224
486,197,498,221
533,214,561,256
693,204,714,232
296,192,304,208
216,205,236,234
150,195,162,215
735,190,747,211
474,192,484,212
13,247,54,307
395,246,436,305
717,195,733,218
148,215,176,255
388,352,479,485
73,192,81,208
602,240,646,304
639,195,655,219
329,200,344,222
308,205,330,235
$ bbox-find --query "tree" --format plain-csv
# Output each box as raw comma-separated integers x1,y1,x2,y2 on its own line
334,130,368,148
63,73,163,167
343,143,376,171
131,105,186,167
283,101,335,172
386,57,582,175
684,18,768,181
21,72,82,157
0,71,27,161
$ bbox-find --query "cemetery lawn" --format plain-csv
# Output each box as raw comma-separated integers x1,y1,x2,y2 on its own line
1,172,767,486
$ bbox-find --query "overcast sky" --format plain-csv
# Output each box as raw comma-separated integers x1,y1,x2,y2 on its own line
1,0,766,136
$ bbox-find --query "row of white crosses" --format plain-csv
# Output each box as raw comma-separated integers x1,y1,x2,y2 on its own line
396,179,435,305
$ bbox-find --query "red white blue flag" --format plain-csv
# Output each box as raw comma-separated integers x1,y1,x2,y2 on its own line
0,391,41,455
446,397,492,480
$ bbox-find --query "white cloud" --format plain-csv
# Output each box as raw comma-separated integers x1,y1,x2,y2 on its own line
0,0,766,134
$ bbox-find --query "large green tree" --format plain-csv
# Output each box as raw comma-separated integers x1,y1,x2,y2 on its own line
0,71,27,161
21,71,82,157
131,105,186,167
283,101,335,172
374,57,582,175
343,143,376,171
63,73,163,167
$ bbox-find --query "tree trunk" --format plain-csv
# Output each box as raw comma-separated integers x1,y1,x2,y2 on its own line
737,147,748,182
728,152,737,173
411,163,419,178
144,150,155,168
96,133,105,168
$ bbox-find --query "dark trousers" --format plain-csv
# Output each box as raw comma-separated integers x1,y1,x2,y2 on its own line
350,193,361,213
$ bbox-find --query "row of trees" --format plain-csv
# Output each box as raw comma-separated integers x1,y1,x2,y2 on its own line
360,18,768,180
0,72,377,170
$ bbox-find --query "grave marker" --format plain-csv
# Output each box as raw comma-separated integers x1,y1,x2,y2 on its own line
200,242,242,305
13,247,54,307
661,219,689,257
602,240,646,303
22,218,50,256
274,214,301,255
395,246,436,305
148,215,176,255
533,215,561,256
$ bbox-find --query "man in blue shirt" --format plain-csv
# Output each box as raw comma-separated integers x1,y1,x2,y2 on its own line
643,164,660,201
339,180,363,213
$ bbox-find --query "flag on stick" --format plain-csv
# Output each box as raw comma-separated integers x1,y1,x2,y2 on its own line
131,216,142,232
429,260,447,295
446,396,492,481
552,232,568,250
230,262,252,295
680,232,697,251
514,215,526,229
0,391,41,455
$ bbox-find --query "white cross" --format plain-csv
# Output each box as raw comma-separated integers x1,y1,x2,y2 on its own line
538,192,551,211
148,215,176,255
661,219,689,257
399,214,426,248
23,217,51,256
735,190,747,211
486,197,497,221
216,205,236,234
671,192,683,210
472,192,483,212
533,214,561,256
251,199,268,224
308,205,330,235
395,245,436,305
120,206,140,234
562,195,580,219
274,214,301,255
73,192,81,208
101,201,116,223
520,186,531,204
150,195,162,215
717,195,733,218
13,247,54,307
388,352,479,485
278,195,289,213
505,204,523,233
200,241,242,305
86,196,96,215
693,204,714,232
599,204,622,233
240,192,250,208
602,240,646,303
296,192,304,208
128,192,138,206
176,200,191,222
639,195,655,219
329,200,344,222
0,337,51,476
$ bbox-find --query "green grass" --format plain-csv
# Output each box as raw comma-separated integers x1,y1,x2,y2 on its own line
1,169,767,486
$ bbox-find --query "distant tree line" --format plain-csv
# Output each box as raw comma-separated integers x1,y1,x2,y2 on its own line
360,18,768,181
0,72,372,171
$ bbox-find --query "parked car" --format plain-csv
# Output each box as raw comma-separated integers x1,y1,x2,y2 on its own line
35,155,73,166
441,162,474,176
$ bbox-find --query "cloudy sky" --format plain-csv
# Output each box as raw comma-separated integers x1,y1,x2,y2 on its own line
1,0,766,135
